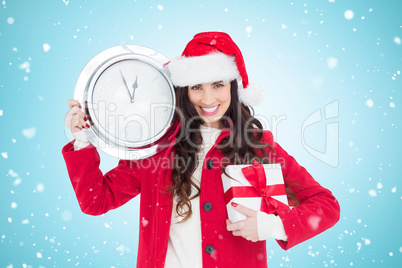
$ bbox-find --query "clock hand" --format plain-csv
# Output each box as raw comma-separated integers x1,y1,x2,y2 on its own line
119,69,134,102
132,76,138,102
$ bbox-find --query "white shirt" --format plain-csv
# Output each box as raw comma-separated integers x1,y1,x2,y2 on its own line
164,125,222,268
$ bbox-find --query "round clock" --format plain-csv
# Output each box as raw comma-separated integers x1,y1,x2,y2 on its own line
74,45,176,160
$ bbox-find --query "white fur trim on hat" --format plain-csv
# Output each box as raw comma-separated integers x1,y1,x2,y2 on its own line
166,52,241,87
238,82,264,107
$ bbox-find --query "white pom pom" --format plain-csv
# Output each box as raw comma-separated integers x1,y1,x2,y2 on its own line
238,82,264,106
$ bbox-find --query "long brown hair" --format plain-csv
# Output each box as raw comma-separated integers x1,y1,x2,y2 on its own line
169,80,298,222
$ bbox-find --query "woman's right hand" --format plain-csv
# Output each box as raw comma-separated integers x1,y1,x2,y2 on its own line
66,99,90,133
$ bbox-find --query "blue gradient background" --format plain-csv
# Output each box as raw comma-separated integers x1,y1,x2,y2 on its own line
1,0,401,267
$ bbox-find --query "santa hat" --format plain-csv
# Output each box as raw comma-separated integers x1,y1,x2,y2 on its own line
165,32,264,106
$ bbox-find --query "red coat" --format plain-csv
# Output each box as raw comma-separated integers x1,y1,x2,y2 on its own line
62,121,340,268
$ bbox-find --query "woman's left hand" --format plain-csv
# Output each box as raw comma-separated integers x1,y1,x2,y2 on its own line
226,202,259,242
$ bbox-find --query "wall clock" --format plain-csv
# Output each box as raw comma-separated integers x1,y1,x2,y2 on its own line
74,45,176,159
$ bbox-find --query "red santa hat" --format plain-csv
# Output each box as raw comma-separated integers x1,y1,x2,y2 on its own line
165,32,264,106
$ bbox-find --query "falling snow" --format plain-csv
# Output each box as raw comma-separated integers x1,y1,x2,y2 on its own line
141,217,149,227
19,61,30,73
22,127,36,139
245,26,252,37
43,43,51,52
116,244,130,253
365,99,374,107
36,183,45,193
308,216,321,231
61,210,72,221
8,169,18,177
327,57,338,69
344,10,354,20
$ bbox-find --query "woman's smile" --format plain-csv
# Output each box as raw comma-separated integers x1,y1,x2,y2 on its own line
200,104,220,115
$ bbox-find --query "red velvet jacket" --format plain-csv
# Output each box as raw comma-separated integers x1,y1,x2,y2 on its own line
62,123,340,268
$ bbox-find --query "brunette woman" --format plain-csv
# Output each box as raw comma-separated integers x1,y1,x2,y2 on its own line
63,32,340,268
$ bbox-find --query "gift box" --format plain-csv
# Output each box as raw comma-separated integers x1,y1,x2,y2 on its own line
222,159,289,223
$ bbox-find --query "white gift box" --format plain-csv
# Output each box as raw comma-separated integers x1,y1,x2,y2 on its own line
222,163,289,223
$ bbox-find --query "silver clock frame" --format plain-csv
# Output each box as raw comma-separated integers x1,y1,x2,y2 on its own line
74,45,176,160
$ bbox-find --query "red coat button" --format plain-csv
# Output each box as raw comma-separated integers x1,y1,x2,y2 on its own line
205,245,214,254
206,160,214,169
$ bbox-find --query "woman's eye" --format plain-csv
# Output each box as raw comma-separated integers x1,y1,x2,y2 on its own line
191,86,201,90
214,84,224,88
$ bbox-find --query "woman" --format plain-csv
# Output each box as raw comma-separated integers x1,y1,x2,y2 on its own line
63,32,340,267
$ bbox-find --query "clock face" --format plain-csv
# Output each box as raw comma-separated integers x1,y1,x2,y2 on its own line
75,45,176,159
89,59,175,147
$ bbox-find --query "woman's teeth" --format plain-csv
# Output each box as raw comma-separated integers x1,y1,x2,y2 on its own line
201,105,219,112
